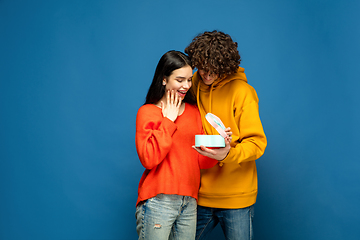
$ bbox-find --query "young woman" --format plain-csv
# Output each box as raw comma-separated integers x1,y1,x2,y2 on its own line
135,50,231,240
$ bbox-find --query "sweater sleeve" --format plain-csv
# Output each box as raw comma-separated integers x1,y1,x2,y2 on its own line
135,105,178,169
221,92,267,164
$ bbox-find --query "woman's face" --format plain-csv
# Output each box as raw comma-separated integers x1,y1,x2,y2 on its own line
163,65,193,99
198,69,219,85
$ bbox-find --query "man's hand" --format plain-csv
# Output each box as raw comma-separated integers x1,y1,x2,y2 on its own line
193,127,232,161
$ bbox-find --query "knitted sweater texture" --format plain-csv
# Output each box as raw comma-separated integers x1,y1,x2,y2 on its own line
135,103,217,206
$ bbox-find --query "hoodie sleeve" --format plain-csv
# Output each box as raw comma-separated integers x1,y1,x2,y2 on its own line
135,105,178,169
220,88,267,164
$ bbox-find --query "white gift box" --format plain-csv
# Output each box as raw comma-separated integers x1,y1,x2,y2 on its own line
195,113,227,148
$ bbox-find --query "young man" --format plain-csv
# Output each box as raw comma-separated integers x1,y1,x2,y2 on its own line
185,30,267,240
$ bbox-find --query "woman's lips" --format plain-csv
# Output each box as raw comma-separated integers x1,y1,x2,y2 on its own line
178,90,187,97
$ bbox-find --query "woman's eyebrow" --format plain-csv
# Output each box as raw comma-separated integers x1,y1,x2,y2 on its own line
175,76,193,79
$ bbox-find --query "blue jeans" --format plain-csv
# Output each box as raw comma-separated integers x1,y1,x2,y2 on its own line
135,194,197,240
196,205,254,240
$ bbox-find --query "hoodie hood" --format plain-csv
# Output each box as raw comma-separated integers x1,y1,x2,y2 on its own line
195,67,247,93
193,67,248,135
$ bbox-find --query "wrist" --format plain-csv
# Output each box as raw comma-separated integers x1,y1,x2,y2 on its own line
165,116,176,122
219,148,230,161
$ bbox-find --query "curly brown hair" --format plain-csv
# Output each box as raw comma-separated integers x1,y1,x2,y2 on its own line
185,30,241,78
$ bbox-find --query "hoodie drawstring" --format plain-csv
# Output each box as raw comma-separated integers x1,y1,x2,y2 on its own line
197,79,216,135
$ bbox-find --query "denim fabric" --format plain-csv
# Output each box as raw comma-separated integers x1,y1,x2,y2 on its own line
135,194,197,240
196,205,254,240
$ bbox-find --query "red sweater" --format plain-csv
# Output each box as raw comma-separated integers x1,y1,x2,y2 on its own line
135,103,217,206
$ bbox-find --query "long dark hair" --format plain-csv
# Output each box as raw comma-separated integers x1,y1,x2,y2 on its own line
145,50,196,105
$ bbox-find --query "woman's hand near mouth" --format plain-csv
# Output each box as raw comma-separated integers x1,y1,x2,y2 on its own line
160,89,182,122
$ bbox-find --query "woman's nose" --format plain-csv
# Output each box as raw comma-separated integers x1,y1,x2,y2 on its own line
183,81,190,89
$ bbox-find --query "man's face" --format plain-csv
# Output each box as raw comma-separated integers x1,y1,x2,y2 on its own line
198,69,219,85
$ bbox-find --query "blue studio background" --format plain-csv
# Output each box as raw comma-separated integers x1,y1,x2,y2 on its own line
1,0,359,239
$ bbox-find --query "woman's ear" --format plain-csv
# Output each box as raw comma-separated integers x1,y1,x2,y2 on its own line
162,78,166,85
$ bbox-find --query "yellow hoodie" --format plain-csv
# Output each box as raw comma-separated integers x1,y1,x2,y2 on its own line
191,67,267,209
